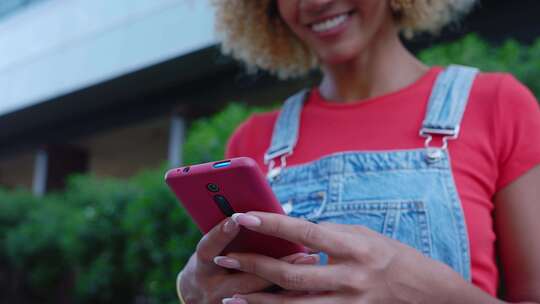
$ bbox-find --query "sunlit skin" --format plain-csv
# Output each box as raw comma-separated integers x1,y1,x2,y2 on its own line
178,1,540,303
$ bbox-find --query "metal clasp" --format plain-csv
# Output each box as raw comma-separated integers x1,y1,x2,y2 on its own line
420,127,459,163
266,154,289,180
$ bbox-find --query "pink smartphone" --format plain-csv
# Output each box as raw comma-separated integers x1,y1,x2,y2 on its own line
165,157,304,258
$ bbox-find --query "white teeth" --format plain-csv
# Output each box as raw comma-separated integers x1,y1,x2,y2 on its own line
311,13,349,33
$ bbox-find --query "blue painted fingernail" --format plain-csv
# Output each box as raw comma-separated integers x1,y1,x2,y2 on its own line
231,213,261,227
214,256,241,269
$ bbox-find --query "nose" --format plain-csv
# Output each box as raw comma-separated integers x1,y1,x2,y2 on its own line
300,0,334,13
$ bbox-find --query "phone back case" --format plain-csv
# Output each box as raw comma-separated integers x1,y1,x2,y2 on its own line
165,157,304,258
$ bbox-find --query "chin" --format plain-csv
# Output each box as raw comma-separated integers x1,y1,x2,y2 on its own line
320,48,363,66
317,39,366,66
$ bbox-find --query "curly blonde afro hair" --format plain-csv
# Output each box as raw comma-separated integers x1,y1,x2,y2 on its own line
211,0,478,79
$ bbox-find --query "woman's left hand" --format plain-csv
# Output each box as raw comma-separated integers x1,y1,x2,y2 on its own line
215,212,469,304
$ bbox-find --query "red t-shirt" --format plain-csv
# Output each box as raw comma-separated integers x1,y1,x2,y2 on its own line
225,67,540,295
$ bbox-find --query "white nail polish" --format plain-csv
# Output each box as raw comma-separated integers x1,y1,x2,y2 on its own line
231,213,261,227
231,213,243,224
222,298,247,304
213,256,241,269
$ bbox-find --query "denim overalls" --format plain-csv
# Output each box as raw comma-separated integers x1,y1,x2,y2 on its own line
264,65,479,281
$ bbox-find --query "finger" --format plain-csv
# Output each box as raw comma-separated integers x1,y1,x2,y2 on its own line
216,253,320,296
196,218,240,270
231,212,354,257
292,254,320,265
281,252,309,263
219,272,274,295
319,221,374,236
215,253,344,291
282,252,320,265
226,292,339,304
318,221,355,232
305,246,320,254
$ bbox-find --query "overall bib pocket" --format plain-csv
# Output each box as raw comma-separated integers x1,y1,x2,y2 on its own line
275,183,432,256
317,200,432,256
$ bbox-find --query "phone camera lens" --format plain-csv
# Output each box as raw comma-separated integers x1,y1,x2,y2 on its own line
207,183,219,192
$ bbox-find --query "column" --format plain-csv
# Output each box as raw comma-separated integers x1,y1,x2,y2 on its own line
168,114,186,168
32,145,88,196
32,148,48,197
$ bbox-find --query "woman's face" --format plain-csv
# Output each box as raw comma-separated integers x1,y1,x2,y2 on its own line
277,0,397,65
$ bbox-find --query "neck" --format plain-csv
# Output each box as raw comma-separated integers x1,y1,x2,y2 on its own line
319,28,429,103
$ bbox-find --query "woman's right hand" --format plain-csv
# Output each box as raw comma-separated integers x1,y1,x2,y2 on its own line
178,217,318,304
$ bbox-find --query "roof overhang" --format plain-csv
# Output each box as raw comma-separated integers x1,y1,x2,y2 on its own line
0,0,217,117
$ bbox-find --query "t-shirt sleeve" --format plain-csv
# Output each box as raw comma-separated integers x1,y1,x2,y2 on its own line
495,74,540,190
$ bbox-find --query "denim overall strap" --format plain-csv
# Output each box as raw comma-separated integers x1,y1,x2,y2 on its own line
418,65,478,281
264,90,308,177
421,65,479,139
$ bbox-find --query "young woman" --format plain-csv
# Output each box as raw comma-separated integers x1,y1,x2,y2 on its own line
178,0,540,303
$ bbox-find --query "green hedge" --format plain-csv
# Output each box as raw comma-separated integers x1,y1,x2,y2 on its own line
419,34,540,97
0,35,538,303
0,104,263,304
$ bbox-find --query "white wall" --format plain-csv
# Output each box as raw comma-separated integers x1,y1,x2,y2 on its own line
0,0,216,116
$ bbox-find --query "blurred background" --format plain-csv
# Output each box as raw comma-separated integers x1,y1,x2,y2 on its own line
0,0,538,303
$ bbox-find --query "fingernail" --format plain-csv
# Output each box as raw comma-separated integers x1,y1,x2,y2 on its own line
214,256,241,269
231,213,261,227
293,254,320,265
222,298,247,304
286,252,309,262
223,218,239,233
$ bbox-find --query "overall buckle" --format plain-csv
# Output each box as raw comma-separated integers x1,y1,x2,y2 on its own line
419,127,460,163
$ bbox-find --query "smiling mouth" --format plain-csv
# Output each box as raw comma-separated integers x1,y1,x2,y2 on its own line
309,10,356,33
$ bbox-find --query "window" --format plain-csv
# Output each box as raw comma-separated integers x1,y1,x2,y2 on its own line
0,0,45,20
